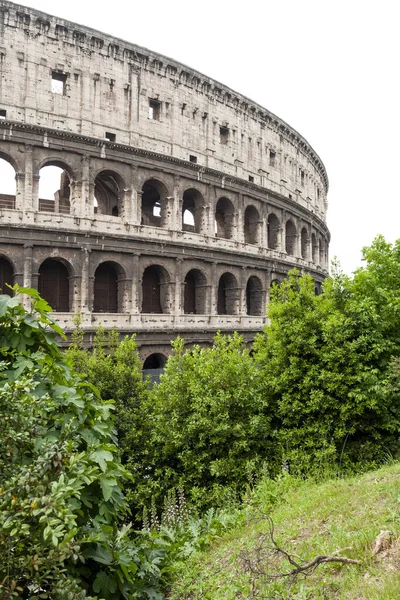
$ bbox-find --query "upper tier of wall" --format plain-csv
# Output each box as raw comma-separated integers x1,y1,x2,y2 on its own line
0,0,328,221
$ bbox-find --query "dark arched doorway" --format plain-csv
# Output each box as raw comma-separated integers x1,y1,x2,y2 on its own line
246,276,263,316
217,272,238,315
38,259,70,311
184,269,207,314
93,262,119,313
0,256,14,295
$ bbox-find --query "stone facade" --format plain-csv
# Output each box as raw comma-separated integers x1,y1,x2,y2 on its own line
0,0,330,363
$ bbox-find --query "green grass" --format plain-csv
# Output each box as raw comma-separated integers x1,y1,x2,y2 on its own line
167,464,400,599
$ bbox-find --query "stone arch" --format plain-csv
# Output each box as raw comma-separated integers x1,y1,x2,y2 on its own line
285,219,296,255
319,238,324,266
93,261,125,313
38,162,72,214
244,205,260,245
0,255,15,295
141,179,170,228
246,275,263,316
143,353,167,385
38,258,72,311
182,188,205,233
215,197,235,239
94,170,126,217
184,268,207,314
217,272,239,315
301,227,309,259
141,264,172,314
0,155,16,210
311,233,318,263
267,213,280,250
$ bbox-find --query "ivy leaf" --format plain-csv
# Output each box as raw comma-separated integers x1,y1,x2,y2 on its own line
91,449,114,472
100,476,118,501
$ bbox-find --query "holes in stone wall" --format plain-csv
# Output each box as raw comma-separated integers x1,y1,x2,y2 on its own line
246,276,263,316
93,262,119,312
244,205,260,245
141,179,169,227
215,197,235,239
184,269,207,314
0,157,16,209
141,265,171,314
51,71,67,95
182,188,204,233
285,220,296,255
0,109,6,119
38,165,71,214
267,213,280,250
38,258,70,311
301,227,309,259
94,170,124,217
219,126,229,145
217,272,239,315
0,256,14,295
148,99,161,120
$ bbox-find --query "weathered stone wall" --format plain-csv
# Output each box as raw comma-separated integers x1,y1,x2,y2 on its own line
0,0,330,361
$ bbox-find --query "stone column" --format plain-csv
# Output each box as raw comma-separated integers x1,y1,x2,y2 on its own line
80,246,91,313
22,144,34,212
281,210,286,253
131,253,140,313
237,194,245,243
240,266,247,315
174,258,183,315
210,261,217,315
22,244,33,309
81,155,93,219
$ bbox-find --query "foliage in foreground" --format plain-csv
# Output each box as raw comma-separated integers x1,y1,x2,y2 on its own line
129,333,273,513
168,463,400,599
253,237,400,475
0,290,163,599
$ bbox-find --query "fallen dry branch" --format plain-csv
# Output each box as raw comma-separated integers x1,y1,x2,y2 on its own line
239,514,362,585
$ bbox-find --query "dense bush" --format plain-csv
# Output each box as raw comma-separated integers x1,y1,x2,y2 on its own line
128,333,274,513
0,290,163,599
253,238,400,474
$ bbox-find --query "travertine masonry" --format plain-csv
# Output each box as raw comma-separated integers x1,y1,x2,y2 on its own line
0,0,330,364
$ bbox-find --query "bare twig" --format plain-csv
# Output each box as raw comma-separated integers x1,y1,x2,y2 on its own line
239,513,361,585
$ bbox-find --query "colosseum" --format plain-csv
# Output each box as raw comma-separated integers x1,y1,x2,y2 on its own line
0,0,329,370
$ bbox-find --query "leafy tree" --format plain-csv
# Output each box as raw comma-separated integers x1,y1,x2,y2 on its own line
66,324,149,469
253,254,400,475
130,333,273,511
0,290,163,599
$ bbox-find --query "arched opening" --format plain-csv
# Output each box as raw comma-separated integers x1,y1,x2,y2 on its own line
38,258,70,312
94,170,124,217
285,220,296,255
0,256,14,295
184,269,207,314
312,233,318,263
143,353,167,386
93,262,119,313
217,272,239,315
215,197,235,239
246,276,263,316
141,265,171,314
301,227,309,259
141,179,169,228
319,239,324,266
244,205,260,245
0,156,16,210
314,281,322,296
38,165,71,214
267,213,280,250
182,188,204,233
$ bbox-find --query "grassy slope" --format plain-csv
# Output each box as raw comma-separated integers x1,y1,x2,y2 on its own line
168,464,400,599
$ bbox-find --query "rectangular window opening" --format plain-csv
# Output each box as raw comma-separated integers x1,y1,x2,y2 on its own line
105,132,116,142
300,169,305,186
189,155,197,164
269,150,276,167
51,71,67,95
149,99,161,120
220,126,229,145
248,175,254,183
0,109,6,119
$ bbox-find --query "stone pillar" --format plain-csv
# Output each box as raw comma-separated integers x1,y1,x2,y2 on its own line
81,155,93,219
131,253,140,313
174,258,183,315
80,246,91,313
22,244,33,309
32,174,40,212
281,211,286,253
237,194,245,243
240,266,247,315
172,174,181,230
22,145,34,212
210,261,217,315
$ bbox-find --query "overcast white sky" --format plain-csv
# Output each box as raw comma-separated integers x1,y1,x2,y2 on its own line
1,0,399,274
